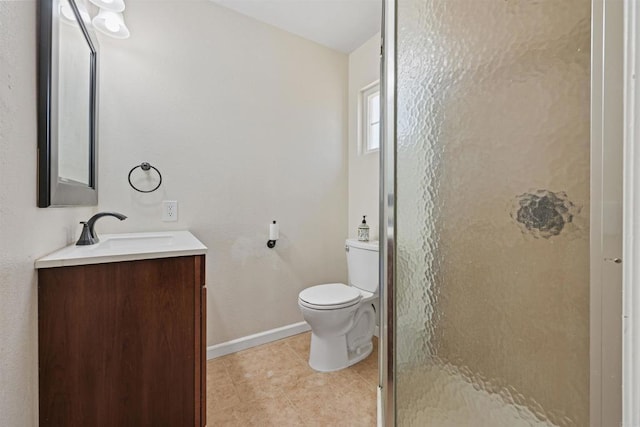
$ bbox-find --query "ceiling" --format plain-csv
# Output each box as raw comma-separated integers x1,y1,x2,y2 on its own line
209,0,382,53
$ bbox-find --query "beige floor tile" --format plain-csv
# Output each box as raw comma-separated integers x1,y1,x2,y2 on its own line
350,341,378,385
207,358,234,389
281,370,334,397
232,376,285,402
207,357,230,377
353,361,378,386
207,380,241,412
224,341,301,383
229,358,310,390
206,407,239,426
340,378,377,418
207,332,378,427
293,388,375,427
265,358,315,389
324,366,369,390
232,397,305,426
286,332,311,360
284,374,343,410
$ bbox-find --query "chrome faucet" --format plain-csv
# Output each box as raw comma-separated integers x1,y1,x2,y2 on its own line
76,212,127,246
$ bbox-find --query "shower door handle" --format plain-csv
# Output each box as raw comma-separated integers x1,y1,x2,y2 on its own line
604,257,622,264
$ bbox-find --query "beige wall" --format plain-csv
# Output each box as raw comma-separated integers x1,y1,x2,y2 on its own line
348,34,380,240
95,1,349,345
0,2,95,424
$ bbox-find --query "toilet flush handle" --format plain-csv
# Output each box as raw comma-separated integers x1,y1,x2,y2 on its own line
345,244,349,252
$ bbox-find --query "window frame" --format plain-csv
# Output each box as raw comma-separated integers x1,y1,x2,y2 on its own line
359,81,381,155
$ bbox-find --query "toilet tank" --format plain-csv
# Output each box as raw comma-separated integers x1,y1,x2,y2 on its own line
346,239,379,294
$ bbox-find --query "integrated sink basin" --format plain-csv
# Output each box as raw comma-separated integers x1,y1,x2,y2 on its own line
98,234,175,251
35,231,207,269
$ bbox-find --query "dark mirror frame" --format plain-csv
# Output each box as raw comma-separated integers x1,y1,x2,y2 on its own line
38,0,99,207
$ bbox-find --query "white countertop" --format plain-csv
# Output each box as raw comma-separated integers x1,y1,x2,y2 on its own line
35,230,207,269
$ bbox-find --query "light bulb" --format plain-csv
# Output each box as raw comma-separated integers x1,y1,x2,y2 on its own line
60,1,76,21
88,0,125,13
104,15,120,32
92,9,129,39
59,0,92,24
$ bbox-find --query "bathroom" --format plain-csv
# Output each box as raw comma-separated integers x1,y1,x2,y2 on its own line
3,0,381,424
1,0,639,426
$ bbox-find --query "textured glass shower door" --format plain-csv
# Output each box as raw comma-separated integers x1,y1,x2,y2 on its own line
388,0,592,425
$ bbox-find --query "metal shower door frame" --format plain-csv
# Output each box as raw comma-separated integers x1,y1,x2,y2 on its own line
379,0,396,425
591,0,624,425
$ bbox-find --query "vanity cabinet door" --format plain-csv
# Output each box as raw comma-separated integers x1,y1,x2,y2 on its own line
38,255,206,427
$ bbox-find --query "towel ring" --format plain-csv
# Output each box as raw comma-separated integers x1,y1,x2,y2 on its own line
128,162,162,193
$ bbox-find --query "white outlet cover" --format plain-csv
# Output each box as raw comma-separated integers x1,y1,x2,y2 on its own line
162,200,178,222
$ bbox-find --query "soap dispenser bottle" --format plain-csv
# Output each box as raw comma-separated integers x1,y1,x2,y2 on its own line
358,215,370,241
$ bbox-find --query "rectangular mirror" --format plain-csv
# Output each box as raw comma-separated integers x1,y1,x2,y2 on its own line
38,0,99,207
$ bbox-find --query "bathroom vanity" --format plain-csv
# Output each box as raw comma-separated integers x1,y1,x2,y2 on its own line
35,231,207,426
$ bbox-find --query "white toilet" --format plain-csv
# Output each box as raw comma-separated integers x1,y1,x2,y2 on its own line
298,239,379,372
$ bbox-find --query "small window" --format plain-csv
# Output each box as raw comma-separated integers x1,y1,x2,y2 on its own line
361,83,380,154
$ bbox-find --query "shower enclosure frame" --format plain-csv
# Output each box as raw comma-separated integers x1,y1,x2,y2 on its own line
379,0,395,424
591,1,623,426
378,0,625,425
623,1,640,425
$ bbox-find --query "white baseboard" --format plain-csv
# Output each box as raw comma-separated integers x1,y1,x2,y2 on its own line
207,321,311,360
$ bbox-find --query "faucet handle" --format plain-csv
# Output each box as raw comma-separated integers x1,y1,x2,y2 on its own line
76,222,96,246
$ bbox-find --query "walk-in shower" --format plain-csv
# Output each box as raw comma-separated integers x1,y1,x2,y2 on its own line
380,0,623,425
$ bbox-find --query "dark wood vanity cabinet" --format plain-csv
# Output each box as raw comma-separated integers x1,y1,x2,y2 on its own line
38,255,206,427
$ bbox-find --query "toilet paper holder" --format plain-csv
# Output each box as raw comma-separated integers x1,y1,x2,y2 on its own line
267,220,279,248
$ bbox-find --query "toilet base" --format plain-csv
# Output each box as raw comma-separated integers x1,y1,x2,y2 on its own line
308,332,373,372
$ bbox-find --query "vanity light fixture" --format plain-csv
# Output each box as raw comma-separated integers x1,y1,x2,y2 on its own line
88,0,125,12
59,0,91,25
92,8,130,39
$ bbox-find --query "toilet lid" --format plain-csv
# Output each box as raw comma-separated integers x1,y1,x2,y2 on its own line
299,283,361,308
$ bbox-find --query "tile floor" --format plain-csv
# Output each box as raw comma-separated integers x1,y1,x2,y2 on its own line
206,332,378,426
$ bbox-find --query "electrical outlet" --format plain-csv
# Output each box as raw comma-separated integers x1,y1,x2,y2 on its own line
162,200,178,222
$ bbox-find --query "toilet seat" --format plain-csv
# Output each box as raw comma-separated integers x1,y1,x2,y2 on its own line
298,283,361,310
